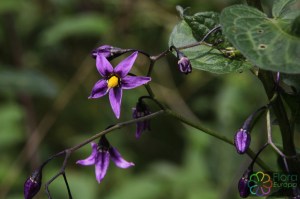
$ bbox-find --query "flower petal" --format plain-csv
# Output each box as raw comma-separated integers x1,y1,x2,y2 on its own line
121,76,151,89
109,147,135,168
114,51,138,78
89,79,108,99
76,142,98,166
95,151,110,183
96,53,113,77
109,87,122,118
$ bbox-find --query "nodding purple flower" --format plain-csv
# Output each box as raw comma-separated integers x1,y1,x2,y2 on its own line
24,168,42,199
89,51,151,118
91,45,131,61
132,101,151,139
234,129,251,154
76,136,134,183
238,168,253,198
177,53,192,74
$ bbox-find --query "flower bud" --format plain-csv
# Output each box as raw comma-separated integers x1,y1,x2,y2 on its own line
132,101,151,138
24,168,42,199
238,168,253,198
91,45,130,60
234,129,251,154
177,52,192,74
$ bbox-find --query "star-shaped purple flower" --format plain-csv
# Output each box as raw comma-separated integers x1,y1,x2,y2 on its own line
89,51,151,118
76,136,134,183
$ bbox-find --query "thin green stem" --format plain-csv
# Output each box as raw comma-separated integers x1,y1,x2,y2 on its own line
165,109,271,171
258,70,298,172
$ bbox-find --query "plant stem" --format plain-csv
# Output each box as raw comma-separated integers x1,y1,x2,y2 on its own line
258,70,298,172
165,109,271,171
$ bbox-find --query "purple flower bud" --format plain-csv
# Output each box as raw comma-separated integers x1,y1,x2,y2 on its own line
238,168,253,198
24,168,42,199
132,101,151,139
177,54,192,74
91,45,130,61
238,177,250,198
234,129,251,154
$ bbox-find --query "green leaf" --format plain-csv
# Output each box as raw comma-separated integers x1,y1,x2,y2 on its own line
169,9,251,74
272,0,297,18
0,69,57,97
39,14,111,46
220,4,300,73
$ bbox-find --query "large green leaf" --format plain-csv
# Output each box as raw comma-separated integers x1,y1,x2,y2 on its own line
272,0,297,18
220,4,300,73
169,8,251,74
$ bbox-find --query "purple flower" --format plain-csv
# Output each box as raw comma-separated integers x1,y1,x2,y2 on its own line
91,45,130,61
234,129,251,154
76,136,134,183
89,51,151,118
132,101,151,139
178,55,192,74
24,168,42,199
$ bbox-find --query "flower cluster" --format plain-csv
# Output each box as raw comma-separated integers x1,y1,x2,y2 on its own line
77,46,153,183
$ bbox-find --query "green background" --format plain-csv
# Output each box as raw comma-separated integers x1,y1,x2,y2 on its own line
0,0,296,198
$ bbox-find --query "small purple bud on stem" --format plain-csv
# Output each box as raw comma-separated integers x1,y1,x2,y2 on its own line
238,168,253,198
170,45,192,74
234,129,251,154
133,100,151,138
178,55,192,74
24,168,42,199
91,45,130,60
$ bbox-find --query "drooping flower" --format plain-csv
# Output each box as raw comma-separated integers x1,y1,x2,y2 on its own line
132,101,151,138
24,167,42,199
234,128,251,154
177,52,192,74
76,136,134,183
91,45,131,60
89,51,151,118
170,46,192,74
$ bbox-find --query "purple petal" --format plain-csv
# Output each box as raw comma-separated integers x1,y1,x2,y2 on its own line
76,142,98,166
114,51,138,78
109,87,122,118
121,76,151,90
109,147,135,168
89,79,108,99
95,151,110,183
96,53,113,77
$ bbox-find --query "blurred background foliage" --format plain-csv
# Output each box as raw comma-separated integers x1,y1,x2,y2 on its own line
0,0,293,199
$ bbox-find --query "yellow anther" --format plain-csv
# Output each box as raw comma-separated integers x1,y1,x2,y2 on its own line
107,76,119,88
